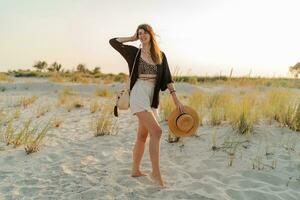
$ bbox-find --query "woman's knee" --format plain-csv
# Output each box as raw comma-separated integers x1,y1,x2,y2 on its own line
149,127,162,138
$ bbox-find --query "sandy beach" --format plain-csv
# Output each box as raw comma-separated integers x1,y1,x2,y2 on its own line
0,77,300,200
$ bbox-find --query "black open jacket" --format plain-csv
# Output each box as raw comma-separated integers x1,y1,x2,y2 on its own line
109,38,174,109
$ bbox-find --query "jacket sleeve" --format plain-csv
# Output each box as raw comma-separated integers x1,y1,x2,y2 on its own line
109,37,137,65
160,52,174,91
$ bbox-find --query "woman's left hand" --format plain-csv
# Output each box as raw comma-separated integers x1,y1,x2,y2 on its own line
175,100,184,113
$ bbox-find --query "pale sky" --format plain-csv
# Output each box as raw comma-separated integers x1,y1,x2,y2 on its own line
0,0,299,77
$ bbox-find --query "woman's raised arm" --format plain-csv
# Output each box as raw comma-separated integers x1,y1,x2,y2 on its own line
109,33,138,64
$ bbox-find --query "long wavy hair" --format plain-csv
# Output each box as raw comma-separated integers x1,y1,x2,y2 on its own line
136,24,163,65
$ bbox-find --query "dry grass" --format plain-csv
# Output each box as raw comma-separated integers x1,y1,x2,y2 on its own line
3,119,15,145
94,87,112,97
69,72,90,84
63,97,85,112
281,101,299,130
12,119,33,147
57,87,77,110
91,78,102,84
101,77,114,84
188,91,206,126
19,96,38,108
0,110,6,123
188,91,206,110
262,89,299,130
92,102,118,136
12,109,21,120
0,73,13,82
211,129,218,150
293,102,300,131
36,105,50,118
61,96,84,112
160,94,176,121
57,93,70,107
207,92,234,126
90,99,100,113
25,122,51,154
49,72,64,83
228,93,260,135
209,106,224,126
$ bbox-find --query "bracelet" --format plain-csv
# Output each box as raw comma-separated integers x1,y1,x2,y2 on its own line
169,90,176,94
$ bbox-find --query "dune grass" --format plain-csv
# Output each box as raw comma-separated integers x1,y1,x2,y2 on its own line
159,94,176,121
92,102,118,136
25,122,51,154
12,109,21,120
36,104,50,118
227,93,260,135
94,87,112,97
57,87,84,111
211,129,218,151
3,119,15,145
207,92,234,126
0,73,13,82
19,96,38,108
187,91,206,126
90,99,100,113
293,102,300,131
0,110,6,124
49,72,64,83
12,119,33,147
0,102,52,154
262,89,299,131
69,72,90,84
62,87,76,96
65,98,84,112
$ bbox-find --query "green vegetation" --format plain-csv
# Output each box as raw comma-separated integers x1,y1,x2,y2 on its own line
289,62,300,78
2,60,299,88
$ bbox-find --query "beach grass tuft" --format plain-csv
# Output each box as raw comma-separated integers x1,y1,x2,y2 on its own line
94,87,112,97
90,99,100,113
160,94,176,121
19,96,38,108
25,122,51,154
92,102,118,136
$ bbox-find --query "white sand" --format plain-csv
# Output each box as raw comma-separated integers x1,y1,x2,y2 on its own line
0,78,300,200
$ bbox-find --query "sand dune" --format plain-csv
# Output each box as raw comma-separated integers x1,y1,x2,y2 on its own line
0,78,299,200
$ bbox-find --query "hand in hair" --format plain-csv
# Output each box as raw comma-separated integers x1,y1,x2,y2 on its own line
131,31,138,41
115,32,138,43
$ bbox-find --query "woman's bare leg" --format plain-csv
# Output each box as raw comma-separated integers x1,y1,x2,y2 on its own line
132,117,148,177
136,111,164,187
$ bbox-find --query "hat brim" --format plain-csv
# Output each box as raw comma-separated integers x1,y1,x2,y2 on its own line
167,105,199,137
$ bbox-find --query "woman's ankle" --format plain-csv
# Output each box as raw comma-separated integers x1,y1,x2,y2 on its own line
151,171,161,177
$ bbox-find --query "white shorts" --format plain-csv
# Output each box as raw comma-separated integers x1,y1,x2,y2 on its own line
130,79,159,120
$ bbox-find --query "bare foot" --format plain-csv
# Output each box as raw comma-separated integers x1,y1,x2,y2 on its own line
131,171,148,177
149,172,165,187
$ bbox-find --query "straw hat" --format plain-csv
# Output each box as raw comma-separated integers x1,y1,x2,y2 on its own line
167,105,199,137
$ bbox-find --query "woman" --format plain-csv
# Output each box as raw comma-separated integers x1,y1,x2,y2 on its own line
109,24,184,187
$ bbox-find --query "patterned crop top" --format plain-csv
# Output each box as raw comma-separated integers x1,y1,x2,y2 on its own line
138,57,157,81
